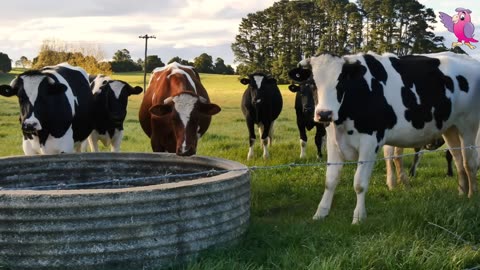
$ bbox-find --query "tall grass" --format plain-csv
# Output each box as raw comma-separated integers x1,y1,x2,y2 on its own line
0,70,479,269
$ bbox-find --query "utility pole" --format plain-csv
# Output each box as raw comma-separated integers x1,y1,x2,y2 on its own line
139,34,156,93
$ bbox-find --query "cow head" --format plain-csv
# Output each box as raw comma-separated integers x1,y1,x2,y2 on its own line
241,72,277,107
90,75,143,125
149,92,221,156
289,55,345,123
289,77,317,119
0,71,68,134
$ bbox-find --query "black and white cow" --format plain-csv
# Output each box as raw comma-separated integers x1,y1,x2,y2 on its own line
289,77,326,159
86,75,143,152
289,52,480,223
241,72,283,159
0,63,93,155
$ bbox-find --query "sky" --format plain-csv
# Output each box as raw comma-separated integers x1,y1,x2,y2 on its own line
1,0,480,66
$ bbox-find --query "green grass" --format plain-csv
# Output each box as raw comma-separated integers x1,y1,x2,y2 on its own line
0,71,479,269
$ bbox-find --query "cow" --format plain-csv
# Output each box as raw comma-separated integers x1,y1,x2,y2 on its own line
289,77,326,159
138,62,221,156
241,72,283,160
0,63,93,155
86,74,143,152
289,52,480,224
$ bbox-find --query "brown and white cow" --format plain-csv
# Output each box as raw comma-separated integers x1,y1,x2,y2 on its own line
138,62,221,156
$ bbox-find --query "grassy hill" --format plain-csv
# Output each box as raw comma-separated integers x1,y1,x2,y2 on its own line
0,70,479,269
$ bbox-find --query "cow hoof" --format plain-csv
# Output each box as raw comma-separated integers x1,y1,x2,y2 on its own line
312,213,327,221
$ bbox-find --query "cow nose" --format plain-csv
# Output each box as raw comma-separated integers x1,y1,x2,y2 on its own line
317,110,333,122
177,147,196,157
22,122,38,132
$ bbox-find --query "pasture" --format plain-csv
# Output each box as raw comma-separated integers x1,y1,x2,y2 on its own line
0,70,479,269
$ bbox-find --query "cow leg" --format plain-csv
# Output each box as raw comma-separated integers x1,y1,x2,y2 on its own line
352,139,378,224
313,127,344,220
246,118,256,160
446,150,454,177
409,147,422,177
459,128,478,197
110,130,124,152
442,127,469,195
315,124,326,159
383,145,396,190
261,122,272,159
297,118,308,158
88,132,99,152
393,147,409,187
22,139,39,155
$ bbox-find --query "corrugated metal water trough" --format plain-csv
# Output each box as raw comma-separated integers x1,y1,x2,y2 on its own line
0,152,250,269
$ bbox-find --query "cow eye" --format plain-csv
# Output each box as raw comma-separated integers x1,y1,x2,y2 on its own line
102,80,108,86
461,14,465,20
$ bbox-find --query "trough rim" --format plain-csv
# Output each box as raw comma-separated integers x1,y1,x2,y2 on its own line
0,152,249,196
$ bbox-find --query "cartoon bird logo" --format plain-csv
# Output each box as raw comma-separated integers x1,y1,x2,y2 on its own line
439,8,478,50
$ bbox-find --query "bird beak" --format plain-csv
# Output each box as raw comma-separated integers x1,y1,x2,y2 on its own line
452,14,459,23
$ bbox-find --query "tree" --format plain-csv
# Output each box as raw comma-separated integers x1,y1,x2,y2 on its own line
110,49,141,72
15,56,31,68
32,39,111,74
145,55,165,73
213,57,234,74
0,53,12,73
193,53,214,73
113,49,133,62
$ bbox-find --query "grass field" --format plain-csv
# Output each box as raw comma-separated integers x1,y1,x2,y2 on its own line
0,70,479,269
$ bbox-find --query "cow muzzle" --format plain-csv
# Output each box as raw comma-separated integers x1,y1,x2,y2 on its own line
22,122,40,133
177,147,196,157
316,110,333,123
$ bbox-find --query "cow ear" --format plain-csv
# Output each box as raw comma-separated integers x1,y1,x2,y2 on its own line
288,68,311,82
149,104,172,117
48,83,68,95
240,78,250,85
288,84,300,93
198,103,221,116
128,86,143,96
0,85,17,97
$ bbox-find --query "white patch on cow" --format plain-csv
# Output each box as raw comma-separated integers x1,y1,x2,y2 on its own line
410,84,421,105
20,75,43,107
168,69,197,93
173,94,197,129
308,54,344,121
109,81,125,99
253,75,264,89
22,127,75,155
356,55,373,90
23,115,42,130
91,75,111,95
153,62,194,73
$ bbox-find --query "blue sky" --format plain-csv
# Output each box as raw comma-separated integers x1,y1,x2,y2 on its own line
1,1,479,66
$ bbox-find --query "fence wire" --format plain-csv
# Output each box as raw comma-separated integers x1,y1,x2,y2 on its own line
1,145,479,191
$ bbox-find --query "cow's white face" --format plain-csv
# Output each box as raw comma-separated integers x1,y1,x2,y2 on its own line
307,55,344,123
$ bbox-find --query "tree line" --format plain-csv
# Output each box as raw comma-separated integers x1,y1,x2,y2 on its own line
0,39,235,76
232,0,449,83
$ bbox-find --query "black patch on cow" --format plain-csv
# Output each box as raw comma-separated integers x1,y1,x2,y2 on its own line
375,145,379,153
390,55,452,130
444,76,454,92
347,130,354,135
43,65,94,142
363,54,388,84
456,75,469,93
335,60,397,143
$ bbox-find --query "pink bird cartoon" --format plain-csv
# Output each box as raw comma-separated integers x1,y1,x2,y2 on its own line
439,8,478,50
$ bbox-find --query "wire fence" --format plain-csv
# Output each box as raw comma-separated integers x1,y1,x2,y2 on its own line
1,145,479,191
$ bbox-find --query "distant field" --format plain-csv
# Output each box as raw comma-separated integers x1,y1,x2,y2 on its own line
0,70,479,269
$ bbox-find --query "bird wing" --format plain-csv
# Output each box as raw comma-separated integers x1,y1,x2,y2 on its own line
439,12,454,32
464,22,475,38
